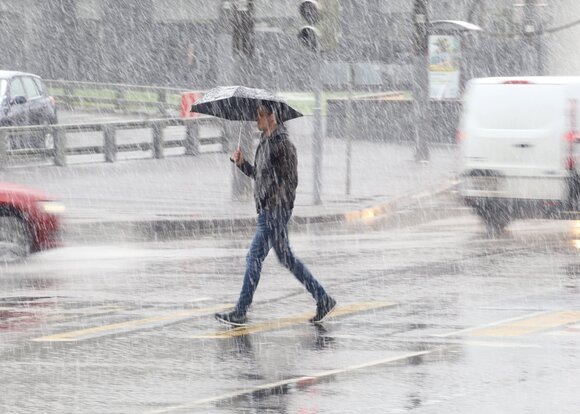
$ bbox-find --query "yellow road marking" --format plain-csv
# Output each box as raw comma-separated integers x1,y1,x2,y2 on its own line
192,301,397,339
0,305,121,317
32,304,232,342
146,348,436,413
546,322,580,336
46,306,124,323
470,311,580,337
434,311,551,338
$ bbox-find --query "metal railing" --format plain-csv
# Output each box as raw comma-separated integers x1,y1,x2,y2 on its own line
0,117,227,169
45,79,198,117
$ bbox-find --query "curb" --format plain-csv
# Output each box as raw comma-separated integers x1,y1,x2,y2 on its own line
63,180,459,244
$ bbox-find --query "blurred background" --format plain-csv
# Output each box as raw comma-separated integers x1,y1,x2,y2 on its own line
0,0,576,89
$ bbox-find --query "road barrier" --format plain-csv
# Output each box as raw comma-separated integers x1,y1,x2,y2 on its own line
0,117,227,169
45,79,195,117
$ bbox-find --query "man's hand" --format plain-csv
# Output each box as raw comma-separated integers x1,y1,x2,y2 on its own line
231,149,244,166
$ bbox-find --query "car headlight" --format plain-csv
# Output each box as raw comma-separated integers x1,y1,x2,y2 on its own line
38,201,66,214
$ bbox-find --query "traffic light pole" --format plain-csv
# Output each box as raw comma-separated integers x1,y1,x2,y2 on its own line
412,0,430,163
413,53,430,162
228,0,254,201
313,51,323,205
345,63,354,196
523,0,545,75
297,0,342,205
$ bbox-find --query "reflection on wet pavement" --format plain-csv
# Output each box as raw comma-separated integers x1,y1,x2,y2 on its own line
0,207,579,413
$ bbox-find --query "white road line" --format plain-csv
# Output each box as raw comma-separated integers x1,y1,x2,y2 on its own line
433,310,552,338
145,348,439,414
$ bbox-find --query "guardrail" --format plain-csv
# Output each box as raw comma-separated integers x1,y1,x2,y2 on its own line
0,117,227,169
45,79,194,116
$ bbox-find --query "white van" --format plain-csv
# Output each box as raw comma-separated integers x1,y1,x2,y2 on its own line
458,76,580,233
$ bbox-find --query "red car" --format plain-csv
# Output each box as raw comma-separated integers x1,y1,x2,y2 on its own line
0,183,63,257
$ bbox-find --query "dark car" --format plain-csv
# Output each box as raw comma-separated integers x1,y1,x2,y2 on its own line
0,70,57,149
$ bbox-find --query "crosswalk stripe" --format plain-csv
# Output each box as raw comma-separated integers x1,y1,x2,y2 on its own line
32,304,232,342
192,301,397,339
545,322,580,335
469,311,580,337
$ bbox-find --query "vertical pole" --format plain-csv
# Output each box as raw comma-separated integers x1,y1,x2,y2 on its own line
523,0,542,75
0,130,7,170
537,26,545,75
523,0,533,74
184,119,200,156
104,125,116,163
153,122,164,159
219,119,229,153
114,86,125,112
158,89,168,117
412,0,430,162
63,83,75,109
345,63,354,196
231,121,254,200
413,56,430,162
229,0,254,201
313,50,323,205
54,127,66,167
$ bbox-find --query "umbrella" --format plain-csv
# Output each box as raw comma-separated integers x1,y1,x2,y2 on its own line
190,85,303,123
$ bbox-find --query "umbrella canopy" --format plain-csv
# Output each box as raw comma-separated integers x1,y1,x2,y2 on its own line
190,86,303,122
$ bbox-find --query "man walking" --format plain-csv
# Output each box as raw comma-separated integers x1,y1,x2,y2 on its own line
215,104,336,326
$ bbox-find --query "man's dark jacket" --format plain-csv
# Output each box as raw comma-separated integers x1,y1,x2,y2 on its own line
238,124,298,213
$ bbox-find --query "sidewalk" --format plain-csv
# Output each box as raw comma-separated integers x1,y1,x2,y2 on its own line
0,117,459,242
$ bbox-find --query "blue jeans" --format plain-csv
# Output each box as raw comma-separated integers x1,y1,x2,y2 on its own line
235,208,328,315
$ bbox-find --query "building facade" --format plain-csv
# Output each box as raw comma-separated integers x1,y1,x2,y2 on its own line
0,0,575,89
548,0,580,75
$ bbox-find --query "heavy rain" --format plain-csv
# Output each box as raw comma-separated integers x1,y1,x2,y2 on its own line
0,0,579,413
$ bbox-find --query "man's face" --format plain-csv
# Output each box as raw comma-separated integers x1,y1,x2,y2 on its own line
256,106,271,132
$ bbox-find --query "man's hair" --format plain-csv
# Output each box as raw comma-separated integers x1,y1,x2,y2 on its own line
258,103,280,123
258,102,274,115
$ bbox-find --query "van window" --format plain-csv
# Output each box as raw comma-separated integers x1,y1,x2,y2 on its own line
467,84,564,129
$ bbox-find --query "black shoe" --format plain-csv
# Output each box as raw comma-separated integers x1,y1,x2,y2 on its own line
215,311,248,327
309,297,337,324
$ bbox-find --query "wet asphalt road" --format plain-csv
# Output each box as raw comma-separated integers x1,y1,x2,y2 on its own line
1,198,579,413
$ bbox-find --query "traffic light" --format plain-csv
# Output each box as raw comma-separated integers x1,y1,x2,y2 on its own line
231,1,255,58
298,0,341,53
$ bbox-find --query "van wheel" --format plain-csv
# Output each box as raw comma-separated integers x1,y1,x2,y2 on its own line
475,206,511,236
484,216,510,237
